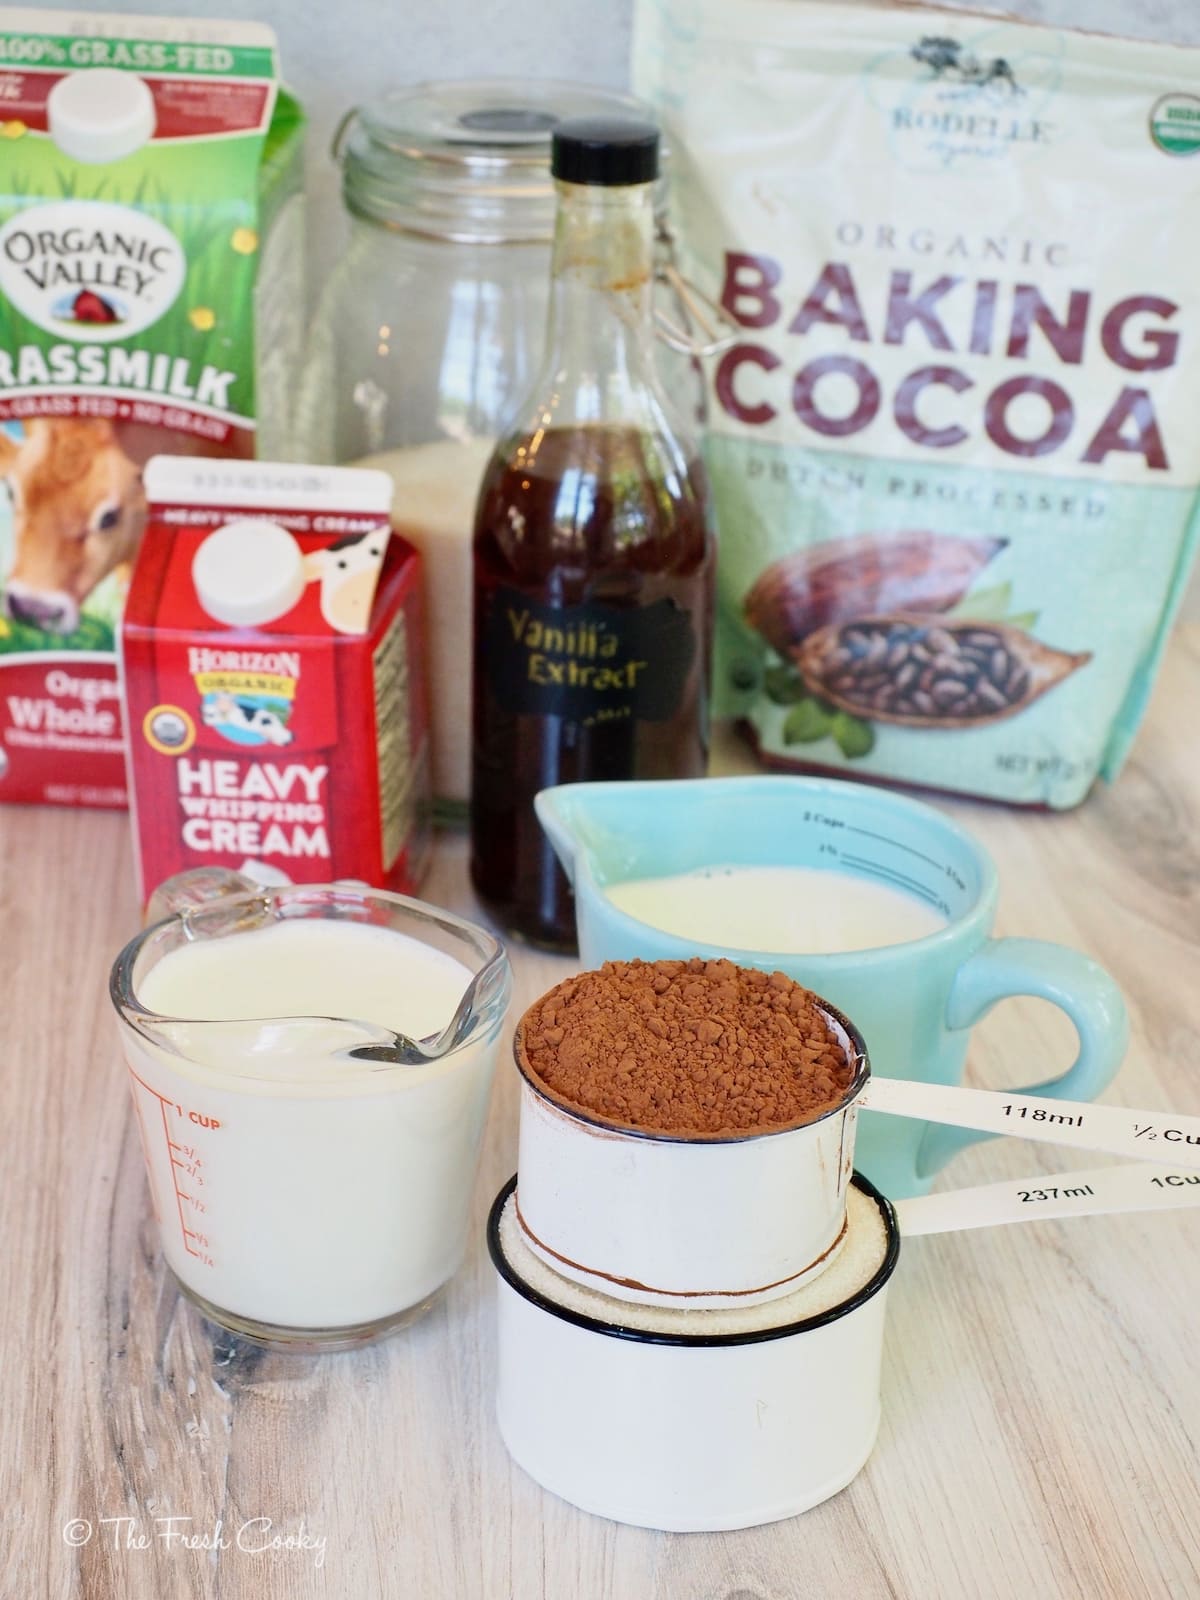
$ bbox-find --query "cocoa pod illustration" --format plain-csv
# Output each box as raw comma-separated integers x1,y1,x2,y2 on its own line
795,615,1091,728
744,532,1006,655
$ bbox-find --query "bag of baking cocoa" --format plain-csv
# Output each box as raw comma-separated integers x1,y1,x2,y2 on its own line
634,0,1200,806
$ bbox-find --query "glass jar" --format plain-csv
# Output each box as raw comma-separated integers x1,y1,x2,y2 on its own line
293,80,714,823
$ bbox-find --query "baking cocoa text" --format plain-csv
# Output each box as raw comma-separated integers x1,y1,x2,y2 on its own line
717,252,1176,469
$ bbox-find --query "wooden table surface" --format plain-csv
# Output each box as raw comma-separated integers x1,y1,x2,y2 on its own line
3,623,1199,1600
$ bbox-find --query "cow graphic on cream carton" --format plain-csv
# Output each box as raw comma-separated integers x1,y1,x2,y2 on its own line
120,458,430,906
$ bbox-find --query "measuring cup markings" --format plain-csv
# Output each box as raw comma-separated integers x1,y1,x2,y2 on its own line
802,808,959,920
835,850,951,920
126,1061,218,1270
860,1077,1200,1172
127,1069,162,1228
801,811,964,896
1003,1102,1082,1130
896,1162,1200,1236
820,814,964,881
1017,1181,1094,1202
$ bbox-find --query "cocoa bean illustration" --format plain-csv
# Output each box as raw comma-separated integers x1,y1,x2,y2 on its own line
744,532,1006,655
795,615,1091,728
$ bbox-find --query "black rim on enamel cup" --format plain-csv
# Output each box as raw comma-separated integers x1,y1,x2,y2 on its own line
488,1172,900,1346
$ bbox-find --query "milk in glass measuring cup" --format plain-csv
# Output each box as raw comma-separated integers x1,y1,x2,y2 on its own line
110,873,511,1349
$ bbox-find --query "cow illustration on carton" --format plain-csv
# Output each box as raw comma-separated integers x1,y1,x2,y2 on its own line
0,419,146,637
305,530,391,635
202,692,294,748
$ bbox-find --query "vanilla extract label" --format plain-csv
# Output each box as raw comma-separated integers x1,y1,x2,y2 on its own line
486,588,697,724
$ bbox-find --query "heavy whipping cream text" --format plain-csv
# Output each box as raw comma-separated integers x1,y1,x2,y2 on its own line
176,758,331,859
716,250,1176,468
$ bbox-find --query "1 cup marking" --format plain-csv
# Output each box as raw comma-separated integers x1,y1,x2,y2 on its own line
897,1162,1200,1237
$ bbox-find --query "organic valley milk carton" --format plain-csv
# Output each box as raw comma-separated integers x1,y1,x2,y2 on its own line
0,10,304,807
121,458,431,905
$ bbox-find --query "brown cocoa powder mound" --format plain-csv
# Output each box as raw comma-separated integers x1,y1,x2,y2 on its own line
516,957,855,1137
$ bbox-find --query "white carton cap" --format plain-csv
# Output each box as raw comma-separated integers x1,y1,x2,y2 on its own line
47,69,157,166
192,519,306,629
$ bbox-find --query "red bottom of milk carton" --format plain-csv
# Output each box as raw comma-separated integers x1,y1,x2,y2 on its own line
0,653,128,808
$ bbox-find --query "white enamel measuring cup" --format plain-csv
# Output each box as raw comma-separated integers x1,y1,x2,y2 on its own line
491,1160,1200,1532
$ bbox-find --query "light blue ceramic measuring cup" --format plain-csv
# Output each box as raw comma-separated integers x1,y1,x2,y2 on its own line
535,776,1127,1199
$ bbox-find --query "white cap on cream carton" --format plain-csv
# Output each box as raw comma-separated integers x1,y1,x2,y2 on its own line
192,519,307,628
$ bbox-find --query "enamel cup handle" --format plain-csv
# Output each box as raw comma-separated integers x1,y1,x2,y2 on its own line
895,1163,1200,1237
909,937,1128,1180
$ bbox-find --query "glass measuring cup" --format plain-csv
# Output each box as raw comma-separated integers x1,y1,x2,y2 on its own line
110,873,511,1350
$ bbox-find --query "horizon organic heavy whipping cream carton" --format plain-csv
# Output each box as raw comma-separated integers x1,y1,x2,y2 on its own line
635,0,1200,806
121,458,431,906
0,10,304,807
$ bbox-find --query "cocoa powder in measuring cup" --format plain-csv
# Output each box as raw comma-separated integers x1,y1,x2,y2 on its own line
516,958,855,1136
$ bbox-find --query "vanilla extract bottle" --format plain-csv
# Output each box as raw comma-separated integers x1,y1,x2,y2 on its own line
471,118,714,949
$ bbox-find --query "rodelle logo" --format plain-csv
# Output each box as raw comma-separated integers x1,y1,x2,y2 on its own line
0,199,186,342
862,27,1061,173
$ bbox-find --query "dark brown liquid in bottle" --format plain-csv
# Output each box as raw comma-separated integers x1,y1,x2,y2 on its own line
471,423,713,949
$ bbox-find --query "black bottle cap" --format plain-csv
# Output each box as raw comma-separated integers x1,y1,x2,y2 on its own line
551,117,660,187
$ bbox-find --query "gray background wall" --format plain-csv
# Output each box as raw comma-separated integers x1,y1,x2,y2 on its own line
48,0,1200,304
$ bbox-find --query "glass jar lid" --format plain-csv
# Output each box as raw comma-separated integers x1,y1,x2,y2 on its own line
336,79,665,243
